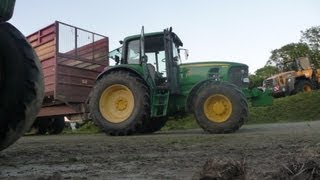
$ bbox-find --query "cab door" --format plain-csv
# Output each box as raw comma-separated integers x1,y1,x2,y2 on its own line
164,28,180,94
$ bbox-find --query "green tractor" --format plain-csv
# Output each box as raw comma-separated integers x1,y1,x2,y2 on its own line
89,27,272,135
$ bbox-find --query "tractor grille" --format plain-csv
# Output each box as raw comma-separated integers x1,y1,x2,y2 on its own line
228,66,249,88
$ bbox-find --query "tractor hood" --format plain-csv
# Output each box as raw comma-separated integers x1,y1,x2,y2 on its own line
180,61,248,68
179,61,249,89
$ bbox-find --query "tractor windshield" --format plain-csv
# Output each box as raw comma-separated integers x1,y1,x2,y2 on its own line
125,35,168,76
127,40,140,64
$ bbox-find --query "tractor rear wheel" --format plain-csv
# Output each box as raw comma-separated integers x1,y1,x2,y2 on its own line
0,23,44,150
294,80,314,94
193,81,248,134
89,71,150,135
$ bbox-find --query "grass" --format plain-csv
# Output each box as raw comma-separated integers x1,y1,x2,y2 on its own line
249,90,320,124
63,121,101,134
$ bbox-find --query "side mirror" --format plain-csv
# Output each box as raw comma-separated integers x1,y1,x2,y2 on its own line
115,55,120,65
179,48,189,61
184,49,189,60
141,55,148,63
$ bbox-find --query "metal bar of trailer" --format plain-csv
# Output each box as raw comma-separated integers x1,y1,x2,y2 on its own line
56,53,107,66
56,21,108,39
37,105,79,117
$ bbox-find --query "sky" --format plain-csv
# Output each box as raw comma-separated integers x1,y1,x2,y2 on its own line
10,0,320,73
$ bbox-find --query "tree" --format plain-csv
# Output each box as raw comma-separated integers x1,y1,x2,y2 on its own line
249,66,279,88
300,26,320,67
300,26,320,51
267,43,311,70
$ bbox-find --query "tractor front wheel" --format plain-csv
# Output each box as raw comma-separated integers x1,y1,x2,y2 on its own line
193,81,248,134
294,80,314,94
89,71,150,136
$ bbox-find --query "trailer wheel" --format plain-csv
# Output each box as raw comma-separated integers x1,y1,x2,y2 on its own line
0,23,44,150
194,81,248,134
48,117,65,135
90,71,150,136
35,118,52,135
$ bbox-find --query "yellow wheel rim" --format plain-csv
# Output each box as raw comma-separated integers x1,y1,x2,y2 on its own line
99,84,134,123
303,85,312,92
204,94,232,123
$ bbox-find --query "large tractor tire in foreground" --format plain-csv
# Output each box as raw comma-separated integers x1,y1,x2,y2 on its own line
0,23,44,151
0,0,16,22
90,71,150,136
193,81,248,134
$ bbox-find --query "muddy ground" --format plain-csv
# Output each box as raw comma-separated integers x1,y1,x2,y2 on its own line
1,121,320,180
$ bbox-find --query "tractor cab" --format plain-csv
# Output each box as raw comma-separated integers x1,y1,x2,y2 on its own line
109,28,183,94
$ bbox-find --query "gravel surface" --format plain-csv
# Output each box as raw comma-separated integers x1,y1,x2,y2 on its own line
1,121,320,179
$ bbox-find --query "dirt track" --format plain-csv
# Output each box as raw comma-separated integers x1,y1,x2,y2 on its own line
1,121,320,179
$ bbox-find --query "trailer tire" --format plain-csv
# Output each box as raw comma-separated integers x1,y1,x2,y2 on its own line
48,117,65,135
0,23,44,151
194,81,248,134
35,118,51,135
90,71,150,136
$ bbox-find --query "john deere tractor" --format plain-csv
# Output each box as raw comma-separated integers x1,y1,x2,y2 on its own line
89,27,272,135
0,0,44,150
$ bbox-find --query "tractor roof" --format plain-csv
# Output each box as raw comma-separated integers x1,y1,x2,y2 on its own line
124,31,183,47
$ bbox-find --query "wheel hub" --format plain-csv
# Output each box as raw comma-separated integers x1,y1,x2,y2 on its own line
303,85,312,92
99,84,134,123
204,94,232,123
212,101,228,115
115,97,128,111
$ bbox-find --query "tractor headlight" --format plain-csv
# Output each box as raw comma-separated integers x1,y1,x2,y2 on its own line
243,77,250,83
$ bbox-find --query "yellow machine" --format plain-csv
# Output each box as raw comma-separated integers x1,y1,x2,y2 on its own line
263,57,320,97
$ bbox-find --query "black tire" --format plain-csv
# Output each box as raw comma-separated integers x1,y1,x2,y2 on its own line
48,117,65,135
0,0,16,22
35,118,52,135
193,81,248,134
89,71,150,136
0,23,44,150
141,117,168,133
293,80,314,94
